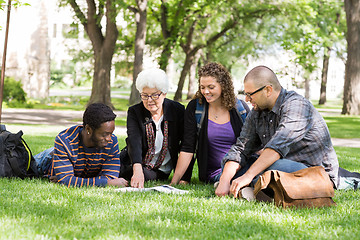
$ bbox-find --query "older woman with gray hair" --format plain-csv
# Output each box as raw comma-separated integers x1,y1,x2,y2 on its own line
120,68,191,188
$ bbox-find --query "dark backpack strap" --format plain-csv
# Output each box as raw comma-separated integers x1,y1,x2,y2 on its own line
195,99,206,137
194,99,207,154
235,98,247,123
21,137,33,171
21,137,39,177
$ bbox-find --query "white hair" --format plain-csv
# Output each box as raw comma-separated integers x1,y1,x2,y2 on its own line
135,68,169,93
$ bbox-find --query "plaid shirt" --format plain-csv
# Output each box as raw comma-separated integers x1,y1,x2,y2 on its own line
223,88,339,186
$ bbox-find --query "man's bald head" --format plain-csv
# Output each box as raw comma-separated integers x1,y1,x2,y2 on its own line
244,66,281,91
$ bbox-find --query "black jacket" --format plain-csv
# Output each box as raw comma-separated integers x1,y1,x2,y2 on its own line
126,98,192,181
181,98,250,182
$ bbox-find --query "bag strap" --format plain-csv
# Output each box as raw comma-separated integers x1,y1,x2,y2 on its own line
235,99,247,123
21,139,33,171
20,134,38,177
195,99,206,138
196,98,247,131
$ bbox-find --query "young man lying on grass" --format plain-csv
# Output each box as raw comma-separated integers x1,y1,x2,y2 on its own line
36,103,128,188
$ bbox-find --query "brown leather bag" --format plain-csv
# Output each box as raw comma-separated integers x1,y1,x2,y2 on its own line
253,166,336,208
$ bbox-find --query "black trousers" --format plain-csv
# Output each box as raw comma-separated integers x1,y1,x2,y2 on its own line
120,164,169,181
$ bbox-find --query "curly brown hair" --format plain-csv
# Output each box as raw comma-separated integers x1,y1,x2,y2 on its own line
194,62,236,110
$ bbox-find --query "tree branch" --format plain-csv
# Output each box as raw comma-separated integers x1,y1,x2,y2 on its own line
104,0,118,54
128,5,138,13
181,18,197,53
68,0,87,27
160,0,170,38
97,1,104,21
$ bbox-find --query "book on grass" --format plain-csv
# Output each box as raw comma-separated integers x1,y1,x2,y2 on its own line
115,184,189,194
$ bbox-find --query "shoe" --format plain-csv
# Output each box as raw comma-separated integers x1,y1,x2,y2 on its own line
239,187,255,201
255,190,273,203
214,181,219,189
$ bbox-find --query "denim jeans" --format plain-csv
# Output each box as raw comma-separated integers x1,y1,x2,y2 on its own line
228,158,308,186
209,172,222,183
34,147,54,176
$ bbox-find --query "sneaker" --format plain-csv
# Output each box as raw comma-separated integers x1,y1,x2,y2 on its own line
239,187,255,201
214,181,219,189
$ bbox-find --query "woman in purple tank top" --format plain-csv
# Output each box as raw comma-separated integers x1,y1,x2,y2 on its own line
171,63,250,187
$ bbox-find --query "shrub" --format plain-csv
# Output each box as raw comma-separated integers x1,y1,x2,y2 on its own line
3,76,27,105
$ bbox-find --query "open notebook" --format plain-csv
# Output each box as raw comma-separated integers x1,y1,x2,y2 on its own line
115,184,189,194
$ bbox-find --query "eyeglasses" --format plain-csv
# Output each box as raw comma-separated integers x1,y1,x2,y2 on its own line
244,85,266,100
140,92,163,100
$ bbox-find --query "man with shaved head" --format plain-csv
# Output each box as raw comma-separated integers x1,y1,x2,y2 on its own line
215,66,339,198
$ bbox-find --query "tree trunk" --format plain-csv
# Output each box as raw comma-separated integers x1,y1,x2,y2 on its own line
69,0,118,109
174,53,194,102
159,40,173,71
89,49,113,107
342,0,360,115
129,0,148,106
187,52,200,99
319,47,331,105
87,0,118,109
303,69,310,99
305,79,310,99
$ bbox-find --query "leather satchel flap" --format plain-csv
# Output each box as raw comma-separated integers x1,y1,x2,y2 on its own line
254,170,273,195
277,166,335,200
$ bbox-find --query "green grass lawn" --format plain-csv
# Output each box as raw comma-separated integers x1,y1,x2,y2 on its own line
324,116,360,139
1,133,360,239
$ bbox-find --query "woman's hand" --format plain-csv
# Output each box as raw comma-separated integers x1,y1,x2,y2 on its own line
215,180,231,197
131,163,145,188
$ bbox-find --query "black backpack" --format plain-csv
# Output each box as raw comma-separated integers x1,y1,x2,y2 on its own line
0,125,39,178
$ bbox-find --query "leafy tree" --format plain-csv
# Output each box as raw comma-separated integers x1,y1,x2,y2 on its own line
128,0,148,106
61,0,120,108
171,0,282,101
342,0,360,115
148,0,195,71
280,1,346,101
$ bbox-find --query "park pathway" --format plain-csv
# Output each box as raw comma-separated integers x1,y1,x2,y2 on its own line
1,108,360,148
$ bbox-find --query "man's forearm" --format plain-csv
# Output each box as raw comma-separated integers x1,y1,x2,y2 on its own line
242,148,280,180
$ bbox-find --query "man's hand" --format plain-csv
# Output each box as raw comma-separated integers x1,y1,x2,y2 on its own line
49,175,58,183
215,180,231,197
229,174,253,198
107,177,128,187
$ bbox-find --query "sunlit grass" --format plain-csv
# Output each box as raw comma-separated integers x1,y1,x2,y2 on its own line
1,145,360,239
324,116,360,139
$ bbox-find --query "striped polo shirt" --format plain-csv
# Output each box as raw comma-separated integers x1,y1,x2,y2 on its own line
50,125,120,187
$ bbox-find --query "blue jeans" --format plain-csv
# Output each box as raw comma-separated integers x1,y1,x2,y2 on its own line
210,172,222,183
34,147,54,176
232,158,308,186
